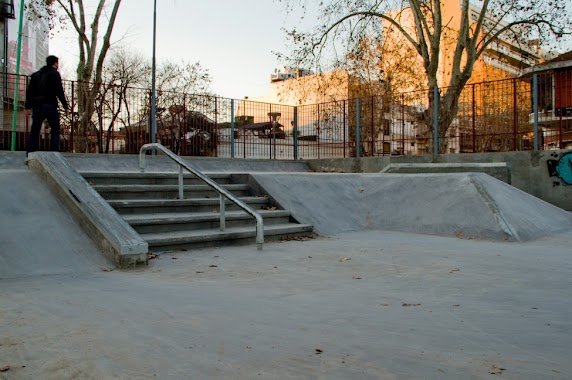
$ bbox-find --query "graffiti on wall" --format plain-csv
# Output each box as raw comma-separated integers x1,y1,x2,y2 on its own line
547,152,572,187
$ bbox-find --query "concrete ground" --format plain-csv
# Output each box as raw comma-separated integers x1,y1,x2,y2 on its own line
1,230,571,379
1,151,571,379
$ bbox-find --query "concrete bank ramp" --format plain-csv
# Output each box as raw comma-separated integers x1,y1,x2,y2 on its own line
251,172,572,242
0,154,110,279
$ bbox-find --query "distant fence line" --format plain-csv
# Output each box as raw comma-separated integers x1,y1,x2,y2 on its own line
1,70,570,158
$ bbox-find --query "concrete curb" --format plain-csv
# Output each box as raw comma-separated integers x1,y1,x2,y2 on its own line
28,152,148,268
380,162,512,184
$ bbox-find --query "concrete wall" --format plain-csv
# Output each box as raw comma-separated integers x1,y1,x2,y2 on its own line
306,150,572,211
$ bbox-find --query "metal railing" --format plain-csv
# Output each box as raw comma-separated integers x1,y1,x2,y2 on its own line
139,143,264,250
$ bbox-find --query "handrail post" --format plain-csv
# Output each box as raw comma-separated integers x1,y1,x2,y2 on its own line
219,194,226,231
139,149,147,172
178,166,184,199
256,217,263,250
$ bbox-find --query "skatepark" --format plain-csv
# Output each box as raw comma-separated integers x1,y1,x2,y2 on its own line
1,150,572,379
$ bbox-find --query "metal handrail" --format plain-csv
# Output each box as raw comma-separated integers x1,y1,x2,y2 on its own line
139,143,264,250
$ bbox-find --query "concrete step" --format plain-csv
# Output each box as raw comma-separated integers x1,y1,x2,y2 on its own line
81,172,233,186
109,196,271,215
123,210,294,234
93,183,251,200
142,223,315,252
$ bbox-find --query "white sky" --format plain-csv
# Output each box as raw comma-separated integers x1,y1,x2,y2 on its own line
50,0,307,100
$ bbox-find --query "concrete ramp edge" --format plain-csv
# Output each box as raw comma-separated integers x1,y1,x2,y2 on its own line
469,174,521,241
29,152,148,268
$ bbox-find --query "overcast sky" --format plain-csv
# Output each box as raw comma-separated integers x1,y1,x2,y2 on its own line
50,0,307,99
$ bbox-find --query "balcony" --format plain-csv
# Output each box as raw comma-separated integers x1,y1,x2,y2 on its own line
0,1,15,19
529,108,572,127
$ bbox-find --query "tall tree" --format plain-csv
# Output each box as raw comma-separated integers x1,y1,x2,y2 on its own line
28,0,122,152
279,0,571,152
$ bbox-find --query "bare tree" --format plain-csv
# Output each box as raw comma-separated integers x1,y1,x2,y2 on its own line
28,0,122,152
279,0,571,152
154,60,214,155
91,50,213,155
95,48,150,153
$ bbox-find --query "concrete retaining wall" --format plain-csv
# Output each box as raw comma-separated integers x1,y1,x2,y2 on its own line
306,150,572,211
28,152,149,268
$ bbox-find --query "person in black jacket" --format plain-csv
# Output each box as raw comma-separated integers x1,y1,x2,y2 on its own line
25,55,69,156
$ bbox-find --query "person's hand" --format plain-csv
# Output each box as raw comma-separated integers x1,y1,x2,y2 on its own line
25,109,31,117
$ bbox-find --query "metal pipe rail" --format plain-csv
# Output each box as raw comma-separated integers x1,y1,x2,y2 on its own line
139,143,264,250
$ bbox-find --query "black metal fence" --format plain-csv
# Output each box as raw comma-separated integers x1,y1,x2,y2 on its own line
2,70,570,158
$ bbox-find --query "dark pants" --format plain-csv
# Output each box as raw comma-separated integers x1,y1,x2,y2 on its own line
26,104,61,155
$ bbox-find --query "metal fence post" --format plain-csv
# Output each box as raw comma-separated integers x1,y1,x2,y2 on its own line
512,79,518,151
401,93,405,155
317,103,320,159
371,96,375,156
533,74,539,152
268,104,272,160
68,81,74,152
472,84,476,153
356,98,361,159
433,86,439,155
343,100,347,158
293,106,298,160
230,99,235,158
214,97,219,157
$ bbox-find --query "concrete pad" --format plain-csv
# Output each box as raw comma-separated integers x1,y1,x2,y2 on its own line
1,231,571,378
0,158,112,279
250,172,572,241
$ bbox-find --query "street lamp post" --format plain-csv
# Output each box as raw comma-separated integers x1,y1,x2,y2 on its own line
151,0,157,153
10,0,25,151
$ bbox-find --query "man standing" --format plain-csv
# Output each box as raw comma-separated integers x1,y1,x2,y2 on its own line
25,55,69,156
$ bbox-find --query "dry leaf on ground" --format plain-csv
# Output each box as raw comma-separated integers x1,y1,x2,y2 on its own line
402,303,421,307
0,366,10,372
339,257,351,262
489,365,506,375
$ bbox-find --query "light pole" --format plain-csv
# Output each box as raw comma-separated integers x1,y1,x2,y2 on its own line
10,0,25,151
150,0,157,153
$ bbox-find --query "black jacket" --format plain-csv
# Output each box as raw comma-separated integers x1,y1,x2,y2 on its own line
25,66,69,110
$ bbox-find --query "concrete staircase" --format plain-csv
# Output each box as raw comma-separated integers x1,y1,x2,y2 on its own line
81,171,313,252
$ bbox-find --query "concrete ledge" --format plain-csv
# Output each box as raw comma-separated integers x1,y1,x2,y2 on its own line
28,152,148,268
380,162,511,184
62,153,311,173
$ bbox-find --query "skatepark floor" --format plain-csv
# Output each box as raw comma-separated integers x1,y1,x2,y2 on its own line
2,230,571,379
2,152,571,379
